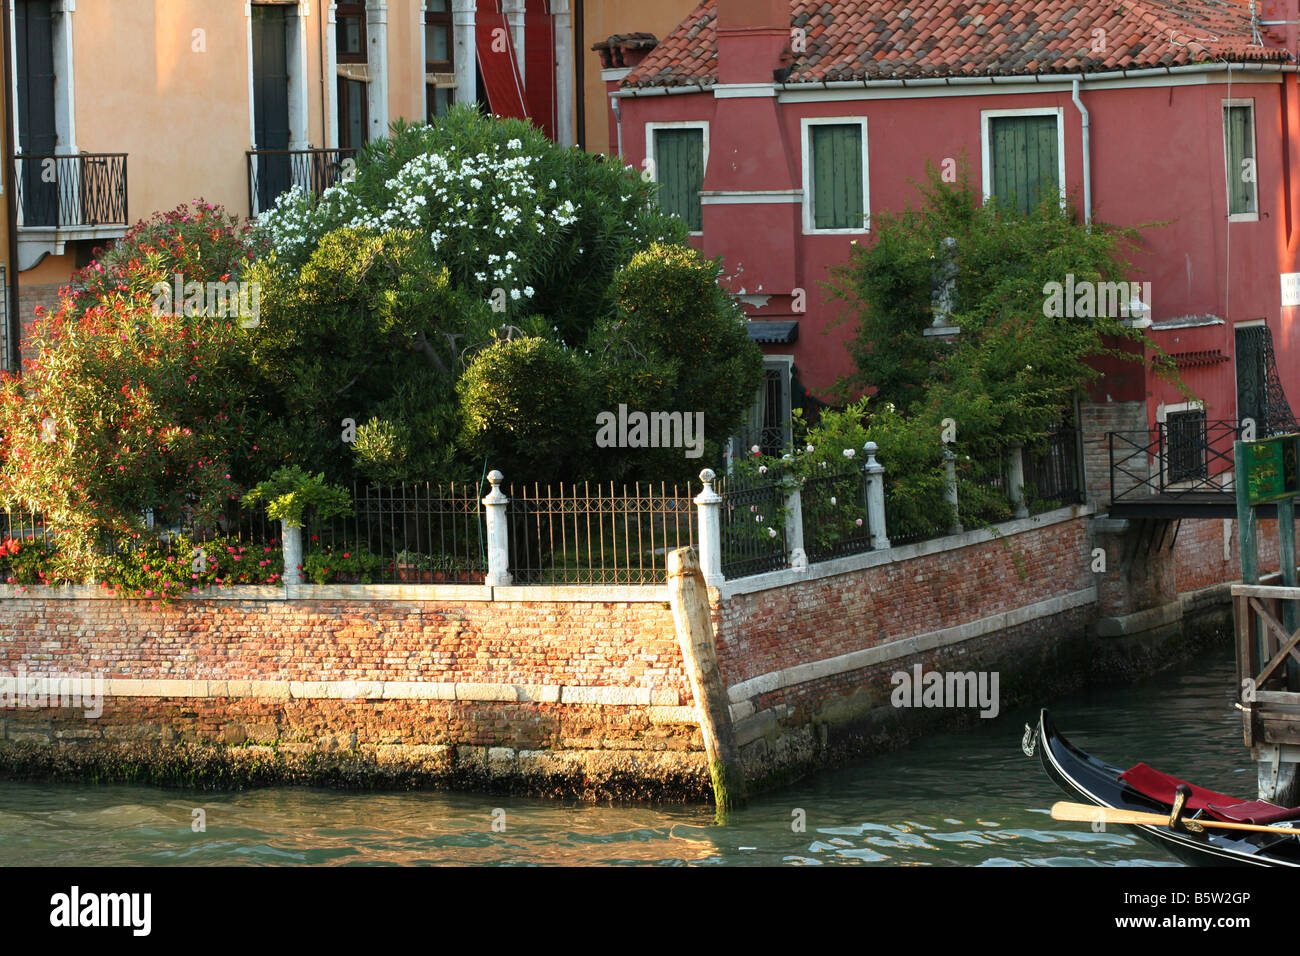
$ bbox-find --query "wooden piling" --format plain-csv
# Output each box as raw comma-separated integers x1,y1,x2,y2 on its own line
667,547,747,811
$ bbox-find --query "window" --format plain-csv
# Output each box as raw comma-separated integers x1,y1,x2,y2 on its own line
1166,407,1208,483
336,2,366,64
733,358,793,461
646,123,707,234
338,76,367,150
801,118,868,233
1224,100,1258,220
425,0,454,121
425,0,452,71
982,109,1064,213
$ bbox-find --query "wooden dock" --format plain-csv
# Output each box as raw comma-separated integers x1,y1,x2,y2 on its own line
1234,570,1300,801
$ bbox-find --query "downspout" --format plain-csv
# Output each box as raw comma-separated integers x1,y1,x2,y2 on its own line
2,0,19,373
612,94,622,158
1072,78,1092,228
319,0,328,144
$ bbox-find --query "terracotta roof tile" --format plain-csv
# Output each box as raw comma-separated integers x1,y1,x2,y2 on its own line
624,0,1288,88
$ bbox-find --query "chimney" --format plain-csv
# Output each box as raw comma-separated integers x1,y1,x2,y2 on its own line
715,0,791,85
1259,0,1300,59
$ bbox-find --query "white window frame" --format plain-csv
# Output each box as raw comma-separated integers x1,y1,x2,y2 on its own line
1156,399,1210,490
1223,98,1259,223
645,120,709,237
980,106,1066,209
800,116,870,235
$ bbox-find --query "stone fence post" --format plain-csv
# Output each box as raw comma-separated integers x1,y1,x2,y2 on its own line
695,468,724,586
482,470,512,587
1006,443,1029,519
864,442,890,550
943,445,962,535
782,475,807,570
281,524,303,585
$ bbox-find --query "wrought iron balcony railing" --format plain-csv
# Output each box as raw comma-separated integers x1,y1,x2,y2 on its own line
14,153,128,229
1108,418,1243,504
247,148,357,217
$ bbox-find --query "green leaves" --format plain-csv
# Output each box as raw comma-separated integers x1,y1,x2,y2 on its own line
830,157,1166,459
242,467,352,529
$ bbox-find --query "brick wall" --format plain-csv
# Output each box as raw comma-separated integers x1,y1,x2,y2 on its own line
1172,515,1298,594
714,516,1094,687
0,595,709,799
0,506,1274,799
1079,400,1148,508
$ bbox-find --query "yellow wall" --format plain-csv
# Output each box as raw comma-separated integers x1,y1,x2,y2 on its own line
580,0,699,155
68,0,438,225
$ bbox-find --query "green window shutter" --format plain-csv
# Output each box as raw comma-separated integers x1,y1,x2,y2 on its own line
654,128,704,231
989,115,1060,214
1225,105,1257,216
811,124,864,230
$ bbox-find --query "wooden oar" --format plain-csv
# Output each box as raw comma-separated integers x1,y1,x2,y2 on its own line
1052,801,1300,836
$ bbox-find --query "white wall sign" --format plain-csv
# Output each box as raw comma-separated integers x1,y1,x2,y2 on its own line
1282,272,1300,308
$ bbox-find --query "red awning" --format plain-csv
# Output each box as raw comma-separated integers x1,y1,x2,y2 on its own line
475,12,528,121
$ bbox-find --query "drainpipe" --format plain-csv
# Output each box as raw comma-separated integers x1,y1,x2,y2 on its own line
2,1,19,372
611,94,623,158
1072,78,1092,227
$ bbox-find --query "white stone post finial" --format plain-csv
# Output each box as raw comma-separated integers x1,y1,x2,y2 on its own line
864,442,890,550
482,469,512,587
695,468,724,586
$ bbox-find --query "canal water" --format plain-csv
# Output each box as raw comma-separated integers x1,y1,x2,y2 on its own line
0,645,1252,867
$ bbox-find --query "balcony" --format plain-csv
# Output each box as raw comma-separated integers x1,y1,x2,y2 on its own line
247,148,356,217
13,152,129,269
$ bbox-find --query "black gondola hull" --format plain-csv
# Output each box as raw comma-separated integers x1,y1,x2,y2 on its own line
1029,710,1300,867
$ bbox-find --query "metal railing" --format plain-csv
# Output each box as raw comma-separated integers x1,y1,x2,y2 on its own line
718,471,789,578
505,481,695,586
800,464,873,563
1108,418,1242,503
304,481,486,584
14,153,128,229
1025,425,1084,513
248,147,357,216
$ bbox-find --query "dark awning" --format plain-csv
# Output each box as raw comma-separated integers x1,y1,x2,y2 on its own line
746,320,798,344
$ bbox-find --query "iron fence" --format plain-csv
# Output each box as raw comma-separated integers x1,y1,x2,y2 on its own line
248,148,357,216
800,463,873,563
14,153,128,228
303,482,486,584
0,506,45,542
1024,425,1084,513
718,471,789,578
505,481,695,586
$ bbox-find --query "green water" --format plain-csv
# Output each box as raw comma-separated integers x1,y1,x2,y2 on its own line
0,646,1252,866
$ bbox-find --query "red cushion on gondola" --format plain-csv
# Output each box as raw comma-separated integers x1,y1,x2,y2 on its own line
1120,763,1300,823
1205,800,1300,824
1120,763,1242,813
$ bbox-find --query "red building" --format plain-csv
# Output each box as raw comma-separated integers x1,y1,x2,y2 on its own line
600,0,1300,493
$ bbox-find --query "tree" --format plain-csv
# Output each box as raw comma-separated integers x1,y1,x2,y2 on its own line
829,161,1175,453
0,202,268,577
250,107,763,484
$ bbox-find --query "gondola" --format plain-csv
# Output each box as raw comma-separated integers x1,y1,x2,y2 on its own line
1026,709,1300,867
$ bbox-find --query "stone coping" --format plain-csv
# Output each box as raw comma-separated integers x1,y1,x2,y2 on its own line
0,675,691,713
0,583,670,604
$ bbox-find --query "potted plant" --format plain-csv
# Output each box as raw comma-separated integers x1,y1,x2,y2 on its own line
394,549,433,583
242,467,353,585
